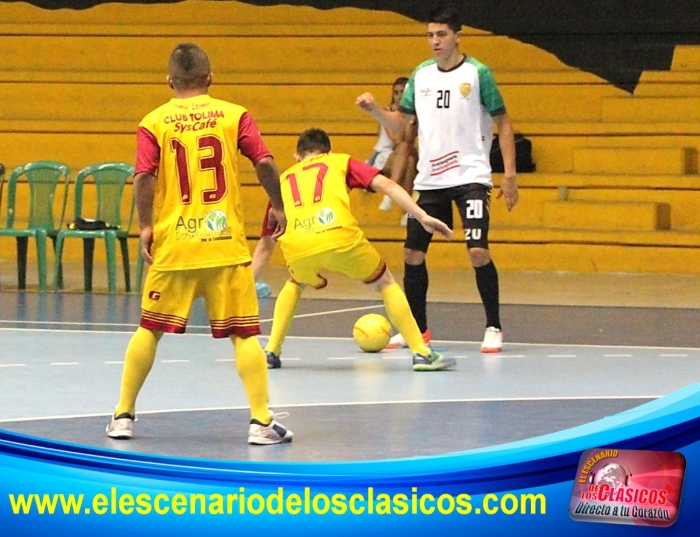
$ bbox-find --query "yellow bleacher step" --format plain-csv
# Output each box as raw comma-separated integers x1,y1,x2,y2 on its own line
572,146,698,175
671,46,700,71
519,173,700,190
0,79,610,128
0,83,385,127
248,228,700,274
239,182,556,229
602,96,700,122
634,71,700,96
542,200,671,230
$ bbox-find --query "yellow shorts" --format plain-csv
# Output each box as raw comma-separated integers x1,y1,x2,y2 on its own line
287,238,386,289
140,265,260,338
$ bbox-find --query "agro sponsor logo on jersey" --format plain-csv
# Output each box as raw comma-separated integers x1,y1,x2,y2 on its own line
292,207,339,233
419,88,432,98
175,210,232,241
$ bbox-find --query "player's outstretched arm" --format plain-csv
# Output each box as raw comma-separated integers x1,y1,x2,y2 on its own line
356,92,407,133
370,175,453,240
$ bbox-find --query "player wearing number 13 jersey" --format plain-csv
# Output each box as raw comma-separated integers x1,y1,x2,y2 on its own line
137,94,253,270
263,128,456,372
107,43,293,446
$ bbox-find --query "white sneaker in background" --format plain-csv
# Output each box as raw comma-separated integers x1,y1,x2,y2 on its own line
385,328,431,350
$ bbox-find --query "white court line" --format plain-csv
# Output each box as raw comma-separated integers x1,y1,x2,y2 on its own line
0,320,138,328
161,360,189,363
0,395,662,423
215,359,235,362
548,355,577,358
104,361,124,365
50,362,79,366
2,326,699,352
274,304,382,322
328,357,356,361
0,364,25,368
603,354,633,357
0,303,383,332
660,354,689,357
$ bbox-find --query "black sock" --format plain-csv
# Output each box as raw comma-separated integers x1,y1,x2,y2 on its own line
475,261,501,329
404,262,428,333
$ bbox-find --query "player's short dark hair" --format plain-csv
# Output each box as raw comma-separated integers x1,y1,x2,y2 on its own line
296,128,331,156
428,4,462,33
168,43,211,90
393,77,409,87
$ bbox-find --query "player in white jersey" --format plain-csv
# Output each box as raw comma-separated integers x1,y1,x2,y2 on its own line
356,4,518,353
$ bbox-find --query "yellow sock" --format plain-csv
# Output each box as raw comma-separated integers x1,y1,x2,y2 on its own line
115,327,159,416
233,335,271,423
265,280,303,355
381,283,431,355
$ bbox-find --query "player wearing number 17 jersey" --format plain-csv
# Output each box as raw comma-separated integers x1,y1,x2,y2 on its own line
106,43,293,445
263,128,456,372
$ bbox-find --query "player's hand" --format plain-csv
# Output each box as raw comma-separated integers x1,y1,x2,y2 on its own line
355,92,380,114
497,174,519,211
419,215,454,240
268,206,287,239
140,226,154,265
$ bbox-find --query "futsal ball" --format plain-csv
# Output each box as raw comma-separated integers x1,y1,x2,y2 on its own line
353,313,392,353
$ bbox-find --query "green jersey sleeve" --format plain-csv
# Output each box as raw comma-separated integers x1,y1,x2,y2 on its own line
398,59,435,115
468,57,506,116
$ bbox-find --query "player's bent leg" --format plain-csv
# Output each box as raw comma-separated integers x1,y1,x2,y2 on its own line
107,327,162,439
470,247,503,353
377,278,430,356
232,335,271,424
387,249,430,349
234,335,294,445
376,275,454,371
265,280,304,368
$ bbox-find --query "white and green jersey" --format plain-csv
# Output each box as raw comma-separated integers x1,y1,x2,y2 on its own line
399,55,505,190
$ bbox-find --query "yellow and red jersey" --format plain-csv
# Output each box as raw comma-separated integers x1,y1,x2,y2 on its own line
135,94,271,270
277,153,380,262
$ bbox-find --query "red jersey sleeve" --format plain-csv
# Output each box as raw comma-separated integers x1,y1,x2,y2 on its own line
238,111,272,165
346,157,381,191
135,126,160,176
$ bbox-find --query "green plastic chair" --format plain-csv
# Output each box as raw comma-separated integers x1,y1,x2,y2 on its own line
0,161,71,291
0,163,5,205
52,162,135,294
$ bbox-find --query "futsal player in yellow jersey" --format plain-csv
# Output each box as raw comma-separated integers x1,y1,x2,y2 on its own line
106,43,293,445
265,128,457,372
